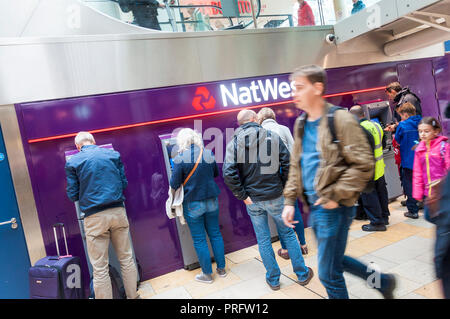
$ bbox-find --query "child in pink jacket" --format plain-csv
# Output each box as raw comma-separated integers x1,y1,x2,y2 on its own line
413,117,450,216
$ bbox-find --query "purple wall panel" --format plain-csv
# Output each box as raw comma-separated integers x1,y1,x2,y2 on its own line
433,54,450,136
15,55,449,291
398,60,441,120
326,62,398,109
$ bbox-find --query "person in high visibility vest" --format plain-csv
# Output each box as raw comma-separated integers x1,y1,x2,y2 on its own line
350,105,391,231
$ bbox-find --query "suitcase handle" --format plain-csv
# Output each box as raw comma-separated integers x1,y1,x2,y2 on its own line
52,223,71,258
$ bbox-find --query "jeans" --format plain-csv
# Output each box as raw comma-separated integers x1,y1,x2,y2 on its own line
434,211,450,298
310,204,392,299
280,201,307,248
84,207,138,299
183,197,226,275
401,168,419,214
246,195,310,286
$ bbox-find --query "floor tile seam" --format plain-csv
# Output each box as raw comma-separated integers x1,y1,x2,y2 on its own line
252,256,326,299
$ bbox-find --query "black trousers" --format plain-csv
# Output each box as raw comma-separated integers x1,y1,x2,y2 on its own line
401,168,419,214
135,16,161,30
360,176,391,225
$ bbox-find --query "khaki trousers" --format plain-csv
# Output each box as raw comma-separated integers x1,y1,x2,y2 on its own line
84,206,138,299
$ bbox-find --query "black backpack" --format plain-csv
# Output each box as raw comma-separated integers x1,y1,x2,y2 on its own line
327,106,376,193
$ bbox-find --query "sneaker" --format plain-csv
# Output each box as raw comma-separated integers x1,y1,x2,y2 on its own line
401,200,407,207
379,274,397,299
216,268,227,278
297,267,314,286
362,224,387,232
195,272,213,284
266,279,280,291
404,211,419,219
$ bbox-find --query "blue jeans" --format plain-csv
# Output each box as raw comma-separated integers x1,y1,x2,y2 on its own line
311,204,393,299
183,197,226,275
246,195,310,286
280,201,307,248
434,211,450,298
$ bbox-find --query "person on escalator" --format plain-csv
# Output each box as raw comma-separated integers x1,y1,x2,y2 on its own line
296,0,315,26
351,0,366,15
119,0,168,30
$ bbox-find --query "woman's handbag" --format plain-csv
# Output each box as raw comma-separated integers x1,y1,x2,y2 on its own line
425,178,444,222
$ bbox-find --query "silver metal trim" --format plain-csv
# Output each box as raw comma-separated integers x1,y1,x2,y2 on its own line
0,105,46,265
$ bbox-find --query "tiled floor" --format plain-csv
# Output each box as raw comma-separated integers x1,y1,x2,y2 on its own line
137,198,444,299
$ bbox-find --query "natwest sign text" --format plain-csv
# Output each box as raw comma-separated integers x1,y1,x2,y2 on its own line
219,77,294,107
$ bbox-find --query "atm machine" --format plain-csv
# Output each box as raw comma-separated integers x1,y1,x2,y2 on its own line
160,134,279,270
64,144,140,289
362,101,403,200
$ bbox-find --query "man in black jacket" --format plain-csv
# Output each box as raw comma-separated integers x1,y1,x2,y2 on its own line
120,0,166,30
223,109,313,291
385,81,422,131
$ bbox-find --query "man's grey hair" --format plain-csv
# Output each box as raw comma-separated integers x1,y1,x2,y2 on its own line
257,107,276,124
237,109,257,126
176,128,204,152
349,105,365,119
74,131,95,146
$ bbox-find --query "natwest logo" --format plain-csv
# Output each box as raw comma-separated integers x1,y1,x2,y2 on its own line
219,78,293,107
192,86,216,111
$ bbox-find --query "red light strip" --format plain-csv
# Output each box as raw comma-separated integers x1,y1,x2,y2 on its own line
27,99,292,143
323,86,386,98
27,86,386,144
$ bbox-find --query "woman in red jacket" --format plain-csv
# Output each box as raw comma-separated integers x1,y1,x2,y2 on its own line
297,0,315,26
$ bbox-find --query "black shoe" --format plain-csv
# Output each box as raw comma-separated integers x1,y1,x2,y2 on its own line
379,274,397,299
362,224,387,232
266,279,280,291
404,211,419,219
384,219,389,225
297,267,314,286
401,200,407,207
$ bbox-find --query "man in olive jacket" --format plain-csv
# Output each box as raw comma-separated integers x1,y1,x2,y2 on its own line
282,65,396,299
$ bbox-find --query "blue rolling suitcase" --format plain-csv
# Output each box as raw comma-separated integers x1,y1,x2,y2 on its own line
28,223,84,299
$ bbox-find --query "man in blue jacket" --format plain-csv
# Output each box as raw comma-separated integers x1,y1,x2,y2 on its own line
65,132,138,299
394,103,422,219
351,0,366,15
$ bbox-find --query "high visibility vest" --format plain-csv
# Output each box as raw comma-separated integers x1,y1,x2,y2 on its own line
361,120,385,181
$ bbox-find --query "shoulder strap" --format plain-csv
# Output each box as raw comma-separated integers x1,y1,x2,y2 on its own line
327,106,345,144
183,147,203,186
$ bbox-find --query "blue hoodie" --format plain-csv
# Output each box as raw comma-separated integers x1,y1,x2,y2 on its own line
395,115,422,169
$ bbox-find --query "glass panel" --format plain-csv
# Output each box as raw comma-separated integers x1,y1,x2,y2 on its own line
80,0,384,32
